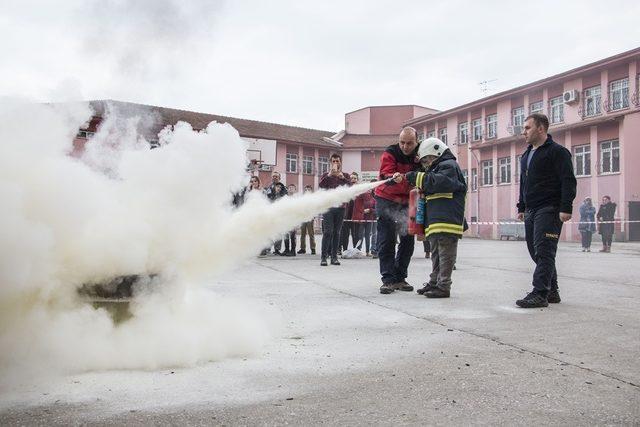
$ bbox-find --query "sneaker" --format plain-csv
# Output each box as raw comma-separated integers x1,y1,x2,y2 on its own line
273,250,281,256
379,283,395,294
297,249,306,254
547,289,561,304
393,280,414,292
372,253,378,259
515,291,548,308
320,258,328,266
425,252,430,259
311,249,316,255
285,251,296,257
425,287,450,298
417,282,437,295
330,258,341,265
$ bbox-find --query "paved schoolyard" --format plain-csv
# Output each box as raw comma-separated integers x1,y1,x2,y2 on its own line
1,238,639,425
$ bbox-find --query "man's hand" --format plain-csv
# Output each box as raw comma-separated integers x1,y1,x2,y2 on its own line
559,212,572,222
392,172,403,183
364,208,371,214
517,212,524,221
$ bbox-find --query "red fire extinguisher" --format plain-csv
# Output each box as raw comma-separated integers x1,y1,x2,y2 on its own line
408,188,425,239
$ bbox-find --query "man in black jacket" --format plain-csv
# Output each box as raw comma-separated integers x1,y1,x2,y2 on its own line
516,113,576,308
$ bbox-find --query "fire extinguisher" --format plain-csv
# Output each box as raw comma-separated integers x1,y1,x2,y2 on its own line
408,188,425,239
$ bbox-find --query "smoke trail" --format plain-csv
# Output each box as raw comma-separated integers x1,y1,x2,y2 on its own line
0,101,379,387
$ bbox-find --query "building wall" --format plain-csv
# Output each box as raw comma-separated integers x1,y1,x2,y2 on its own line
345,108,371,134
370,106,417,135
342,151,361,175
410,55,640,241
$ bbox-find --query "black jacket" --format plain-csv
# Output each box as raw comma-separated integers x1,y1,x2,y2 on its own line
406,150,467,238
517,135,577,214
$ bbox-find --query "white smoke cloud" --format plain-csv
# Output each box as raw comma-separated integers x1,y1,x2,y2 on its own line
0,100,379,388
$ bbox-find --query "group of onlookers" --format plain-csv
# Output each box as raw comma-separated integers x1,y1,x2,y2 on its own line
578,195,618,252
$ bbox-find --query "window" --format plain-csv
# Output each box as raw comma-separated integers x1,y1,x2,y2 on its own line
512,106,525,127
285,153,298,173
609,78,629,110
529,101,543,115
302,155,314,174
600,140,620,174
515,155,522,183
549,96,564,124
481,160,493,186
439,127,448,144
318,156,329,175
471,168,478,191
458,122,468,144
472,118,483,141
573,145,591,177
583,86,601,117
417,132,425,143
427,130,436,138
486,114,497,139
461,169,468,187
77,130,95,138
498,157,511,184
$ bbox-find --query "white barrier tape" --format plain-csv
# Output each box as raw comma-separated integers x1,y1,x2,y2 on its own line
468,220,640,225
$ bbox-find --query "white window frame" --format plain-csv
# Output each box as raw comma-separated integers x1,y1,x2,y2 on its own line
318,156,329,176
486,114,497,139
472,118,483,141
600,140,620,174
285,153,298,173
458,122,468,144
583,85,601,117
515,154,522,183
439,127,448,144
471,168,478,191
512,106,525,127
498,157,511,184
529,101,543,115
481,160,493,186
427,130,436,138
302,155,314,175
609,78,629,111
573,145,591,177
549,96,564,124
417,132,425,143
462,169,468,187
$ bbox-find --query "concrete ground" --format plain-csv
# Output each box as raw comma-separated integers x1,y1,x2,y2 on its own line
1,238,639,426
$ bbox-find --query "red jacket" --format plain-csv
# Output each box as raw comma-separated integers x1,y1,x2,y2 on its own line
352,191,376,221
374,144,419,205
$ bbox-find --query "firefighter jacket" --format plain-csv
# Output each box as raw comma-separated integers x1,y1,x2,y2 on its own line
405,150,467,238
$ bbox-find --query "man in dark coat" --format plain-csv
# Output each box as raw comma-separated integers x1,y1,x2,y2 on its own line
516,113,577,308
597,195,617,252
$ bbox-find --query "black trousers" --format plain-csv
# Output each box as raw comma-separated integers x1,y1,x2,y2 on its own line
284,229,296,253
322,207,345,259
376,197,414,285
525,206,563,295
580,231,593,248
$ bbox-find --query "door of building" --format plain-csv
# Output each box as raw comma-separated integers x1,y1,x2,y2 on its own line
629,201,640,241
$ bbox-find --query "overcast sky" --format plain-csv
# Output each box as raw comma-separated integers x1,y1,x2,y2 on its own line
1,0,639,131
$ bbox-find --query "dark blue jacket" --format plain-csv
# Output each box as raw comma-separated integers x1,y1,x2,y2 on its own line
517,134,576,214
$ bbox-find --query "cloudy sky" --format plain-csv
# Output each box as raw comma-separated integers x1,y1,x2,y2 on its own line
1,0,639,131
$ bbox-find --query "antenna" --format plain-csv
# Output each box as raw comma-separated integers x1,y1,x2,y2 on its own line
479,79,498,96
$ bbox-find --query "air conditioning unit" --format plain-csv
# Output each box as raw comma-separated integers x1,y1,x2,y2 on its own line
563,90,579,104
259,164,272,172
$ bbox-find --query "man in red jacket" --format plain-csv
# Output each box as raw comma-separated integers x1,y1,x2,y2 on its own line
375,127,420,294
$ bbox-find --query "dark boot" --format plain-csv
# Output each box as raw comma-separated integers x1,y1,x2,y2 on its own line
516,291,548,308
393,281,414,292
417,282,437,295
425,287,450,298
547,289,561,304
379,283,395,294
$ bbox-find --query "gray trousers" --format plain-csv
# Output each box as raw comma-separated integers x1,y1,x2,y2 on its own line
427,234,459,291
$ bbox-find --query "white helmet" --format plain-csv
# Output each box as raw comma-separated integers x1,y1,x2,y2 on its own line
417,137,448,160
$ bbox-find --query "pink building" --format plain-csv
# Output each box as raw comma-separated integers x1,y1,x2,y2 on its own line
333,105,438,181
403,47,640,242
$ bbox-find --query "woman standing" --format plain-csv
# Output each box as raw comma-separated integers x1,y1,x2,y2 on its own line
578,197,596,252
597,195,617,253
